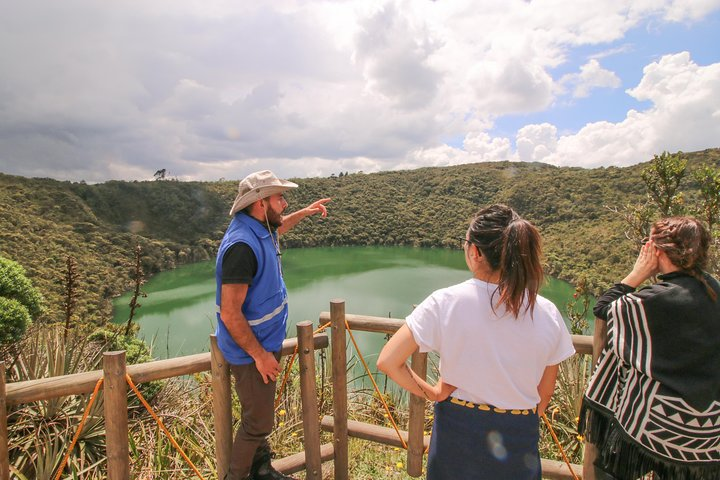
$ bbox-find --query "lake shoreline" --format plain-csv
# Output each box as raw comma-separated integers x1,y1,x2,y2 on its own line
114,246,594,358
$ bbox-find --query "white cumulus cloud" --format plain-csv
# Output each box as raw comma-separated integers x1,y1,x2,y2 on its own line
0,1,718,181
560,59,622,98
547,52,720,167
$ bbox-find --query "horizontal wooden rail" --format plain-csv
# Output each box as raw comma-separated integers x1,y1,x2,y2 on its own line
319,312,404,334
319,312,593,355
273,442,335,475
320,416,583,479
541,458,584,480
321,415,427,449
6,334,329,406
571,334,592,355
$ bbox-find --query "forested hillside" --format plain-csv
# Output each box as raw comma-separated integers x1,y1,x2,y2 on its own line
2,148,718,322
0,177,221,322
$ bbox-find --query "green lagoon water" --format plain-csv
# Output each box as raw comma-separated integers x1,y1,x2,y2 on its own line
113,246,591,359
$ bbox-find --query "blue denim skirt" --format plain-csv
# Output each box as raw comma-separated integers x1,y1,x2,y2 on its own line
427,398,541,480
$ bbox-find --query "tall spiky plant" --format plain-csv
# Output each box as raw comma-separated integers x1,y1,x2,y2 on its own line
126,244,147,336
62,256,79,342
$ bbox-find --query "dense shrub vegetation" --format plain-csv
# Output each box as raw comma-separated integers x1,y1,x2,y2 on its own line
0,256,44,344
1,148,719,323
2,148,720,478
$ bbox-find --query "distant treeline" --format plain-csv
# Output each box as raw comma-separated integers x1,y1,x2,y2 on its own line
1,148,718,322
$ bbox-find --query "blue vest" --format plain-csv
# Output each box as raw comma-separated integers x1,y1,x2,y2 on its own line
215,212,288,365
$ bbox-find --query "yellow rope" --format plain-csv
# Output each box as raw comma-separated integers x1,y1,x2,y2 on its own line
277,320,409,450
275,350,298,409
52,322,577,479
54,378,104,480
541,412,580,480
345,320,408,450
274,322,331,409
125,374,205,480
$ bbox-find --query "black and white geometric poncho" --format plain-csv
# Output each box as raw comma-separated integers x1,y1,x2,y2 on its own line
580,272,720,480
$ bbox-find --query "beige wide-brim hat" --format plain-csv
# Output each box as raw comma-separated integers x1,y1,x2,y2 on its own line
229,170,298,216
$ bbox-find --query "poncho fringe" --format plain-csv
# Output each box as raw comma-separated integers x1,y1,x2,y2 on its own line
580,404,720,480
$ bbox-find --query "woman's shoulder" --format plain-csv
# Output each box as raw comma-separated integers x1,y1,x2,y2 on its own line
631,273,704,301
531,294,565,326
417,279,470,303
534,294,561,315
428,279,477,300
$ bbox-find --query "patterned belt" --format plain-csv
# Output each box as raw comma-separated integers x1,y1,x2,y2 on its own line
450,397,537,415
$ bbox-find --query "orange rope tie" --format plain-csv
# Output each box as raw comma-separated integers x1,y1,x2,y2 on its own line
275,350,298,409
125,374,205,480
541,412,580,480
274,321,331,409
345,320,408,450
54,377,104,480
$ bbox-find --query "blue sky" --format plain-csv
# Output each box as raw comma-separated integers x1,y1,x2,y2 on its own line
0,1,719,181
491,10,720,146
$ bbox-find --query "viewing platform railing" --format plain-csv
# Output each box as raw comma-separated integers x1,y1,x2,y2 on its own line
0,300,599,479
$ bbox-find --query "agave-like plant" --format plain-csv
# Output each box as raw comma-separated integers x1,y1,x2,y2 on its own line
3,323,109,479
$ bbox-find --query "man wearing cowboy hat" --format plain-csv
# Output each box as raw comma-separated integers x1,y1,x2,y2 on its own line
215,170,330,480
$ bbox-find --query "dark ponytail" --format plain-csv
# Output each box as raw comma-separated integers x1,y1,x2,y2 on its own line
651,216,717,302
468,204,544,317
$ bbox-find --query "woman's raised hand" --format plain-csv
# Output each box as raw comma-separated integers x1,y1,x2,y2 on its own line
622,240,660,288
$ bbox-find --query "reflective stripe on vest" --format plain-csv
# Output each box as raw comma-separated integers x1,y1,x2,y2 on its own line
216,295,288,327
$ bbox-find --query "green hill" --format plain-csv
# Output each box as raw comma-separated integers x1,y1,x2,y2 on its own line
2,148,719,322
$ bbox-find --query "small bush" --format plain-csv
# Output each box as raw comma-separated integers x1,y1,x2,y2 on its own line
0,256,45,318
0,296,31,344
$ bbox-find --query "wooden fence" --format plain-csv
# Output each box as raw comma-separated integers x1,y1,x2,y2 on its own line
0,301,601,479
1,334,329,480
321,300,593,480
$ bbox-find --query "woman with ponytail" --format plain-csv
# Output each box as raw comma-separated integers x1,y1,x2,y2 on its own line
581,216,720,480
378,204,575,479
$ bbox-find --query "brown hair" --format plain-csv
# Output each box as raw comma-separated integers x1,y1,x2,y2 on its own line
467,204,544,317
651,216,716,301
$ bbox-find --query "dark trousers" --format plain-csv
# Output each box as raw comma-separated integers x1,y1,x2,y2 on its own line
226,353,280,480
427,399,541,480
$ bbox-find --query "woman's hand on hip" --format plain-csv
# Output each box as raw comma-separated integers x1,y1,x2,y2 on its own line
432,378,457,402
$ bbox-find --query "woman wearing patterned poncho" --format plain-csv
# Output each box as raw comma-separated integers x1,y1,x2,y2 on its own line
580,216,720,480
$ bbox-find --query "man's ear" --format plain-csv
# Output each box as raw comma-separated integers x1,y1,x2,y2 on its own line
250,199,264,215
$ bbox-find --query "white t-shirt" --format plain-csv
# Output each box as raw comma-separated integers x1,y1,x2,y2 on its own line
406,278,575,409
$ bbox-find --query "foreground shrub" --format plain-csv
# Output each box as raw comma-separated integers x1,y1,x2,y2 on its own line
0,256,45,345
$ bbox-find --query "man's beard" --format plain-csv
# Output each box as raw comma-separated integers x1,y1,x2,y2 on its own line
266,204,284,229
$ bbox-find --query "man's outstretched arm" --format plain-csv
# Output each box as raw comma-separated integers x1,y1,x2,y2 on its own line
278,197,331,235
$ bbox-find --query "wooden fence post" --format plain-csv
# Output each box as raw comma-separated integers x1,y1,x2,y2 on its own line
407,350,428,477
582,318,608,480
330,299,349,480
211,335,232,479
104,351,129,480
0,362,8,480
298,321,322,480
